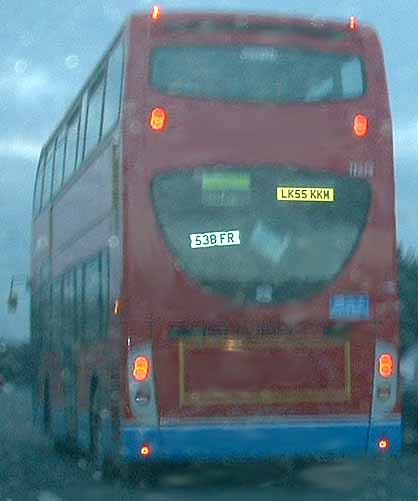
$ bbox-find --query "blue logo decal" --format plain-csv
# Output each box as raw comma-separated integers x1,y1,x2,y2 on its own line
330,294,371,320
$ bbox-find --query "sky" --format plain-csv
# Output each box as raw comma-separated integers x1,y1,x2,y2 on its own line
0,0,417,342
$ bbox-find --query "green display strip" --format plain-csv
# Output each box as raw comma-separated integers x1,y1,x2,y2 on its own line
202,173,251,191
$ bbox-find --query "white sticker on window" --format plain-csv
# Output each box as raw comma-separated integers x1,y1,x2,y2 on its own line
190,230,240,249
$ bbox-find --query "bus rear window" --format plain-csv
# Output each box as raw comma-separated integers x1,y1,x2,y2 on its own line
150,45,365,104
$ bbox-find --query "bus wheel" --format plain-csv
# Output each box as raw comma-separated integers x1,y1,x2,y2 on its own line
43,379,51,435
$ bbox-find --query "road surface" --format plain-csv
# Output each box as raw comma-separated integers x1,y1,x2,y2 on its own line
1,385,418,501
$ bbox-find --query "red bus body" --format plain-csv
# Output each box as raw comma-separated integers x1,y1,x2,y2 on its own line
31,10,401,464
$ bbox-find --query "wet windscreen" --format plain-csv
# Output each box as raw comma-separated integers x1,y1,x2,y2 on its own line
150,45,365,104
151,166,372,304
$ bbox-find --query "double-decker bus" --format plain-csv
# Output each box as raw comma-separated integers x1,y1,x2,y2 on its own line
30,6,400,473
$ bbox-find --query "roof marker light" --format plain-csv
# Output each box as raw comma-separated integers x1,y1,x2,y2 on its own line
354,114,368,137
349,16,358,31
151,6,161,20
150,107,167,131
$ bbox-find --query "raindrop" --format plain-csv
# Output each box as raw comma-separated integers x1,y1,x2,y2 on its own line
108,235,119,248
92,470,102,481
14,59,28,74
65,54,80,70
20,31,34,47
78,458,88,470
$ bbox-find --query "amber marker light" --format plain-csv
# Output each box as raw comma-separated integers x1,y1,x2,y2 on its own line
349,16,358,31
151,6,161,20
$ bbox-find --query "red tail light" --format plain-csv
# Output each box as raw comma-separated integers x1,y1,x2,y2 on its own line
151,6,161,20
378,439,390,450
349,16,358,31
354,114,368,137
140,444,152,456
150,107,167,131
379,353,394,378
133,356,150,382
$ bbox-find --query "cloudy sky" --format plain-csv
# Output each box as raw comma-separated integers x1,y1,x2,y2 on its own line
0,0,417,342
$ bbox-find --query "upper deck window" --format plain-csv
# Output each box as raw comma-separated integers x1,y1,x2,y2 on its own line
102,41,124,136
84,74,105,159
41,146,54,208
33,155,45,215
150,45,365,104
64,110,80,182
53,130,66,196
152,165,371,305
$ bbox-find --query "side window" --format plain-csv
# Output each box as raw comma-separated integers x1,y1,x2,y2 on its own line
52,279,62,350
75,266,84,341
84,74,105,159
40,285,52,352
77,93,88,168
42,146,54,208
100,250,110,336
63,271,75,345
84,256,100,340
40,261,51,285
103,40,124,136
64,109,80,183
341,58,364,98
34,154,45,215
53,131,66,196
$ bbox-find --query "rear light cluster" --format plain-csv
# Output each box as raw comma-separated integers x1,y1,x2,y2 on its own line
371,341,398,420
128,344,158,430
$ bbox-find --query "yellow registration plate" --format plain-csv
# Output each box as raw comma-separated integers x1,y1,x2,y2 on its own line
277,187,335,202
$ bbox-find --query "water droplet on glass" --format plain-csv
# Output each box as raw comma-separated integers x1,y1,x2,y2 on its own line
65,54,80,70
14,59,28,74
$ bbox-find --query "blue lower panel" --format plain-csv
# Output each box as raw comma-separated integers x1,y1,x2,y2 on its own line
121,420,402,463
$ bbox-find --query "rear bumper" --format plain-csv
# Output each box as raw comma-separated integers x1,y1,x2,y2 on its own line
121,418,402,462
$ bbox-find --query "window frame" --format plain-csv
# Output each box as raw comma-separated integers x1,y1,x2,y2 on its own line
102,39,125,138
33,152,45,216
83,70,106,161
64,106,81,182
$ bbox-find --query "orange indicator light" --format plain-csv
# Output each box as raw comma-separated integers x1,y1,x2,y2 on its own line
379,353,394,378
133,356,150,382
150,107,167,131
354,114,368,137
